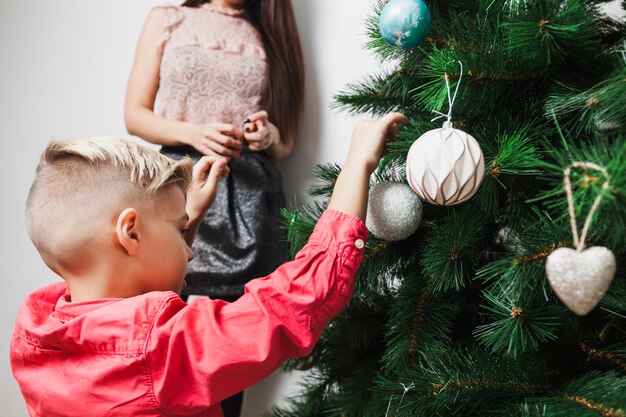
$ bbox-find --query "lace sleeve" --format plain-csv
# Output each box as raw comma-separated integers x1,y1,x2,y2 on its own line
156,5,184,59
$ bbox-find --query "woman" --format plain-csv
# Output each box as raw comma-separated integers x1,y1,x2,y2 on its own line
124,0,304,415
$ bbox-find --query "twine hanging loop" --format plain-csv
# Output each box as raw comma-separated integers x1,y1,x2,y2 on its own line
563,161,610,252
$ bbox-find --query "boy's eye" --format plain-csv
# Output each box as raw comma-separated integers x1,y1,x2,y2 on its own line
181,228,190,236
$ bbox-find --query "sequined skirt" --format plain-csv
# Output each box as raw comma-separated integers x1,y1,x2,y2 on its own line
161,145,288,299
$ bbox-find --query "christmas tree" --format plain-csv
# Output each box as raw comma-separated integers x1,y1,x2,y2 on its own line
270,0,626,416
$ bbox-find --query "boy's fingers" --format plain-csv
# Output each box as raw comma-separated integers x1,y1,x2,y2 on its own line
192,156,212,181
194,156,228,183
380,112,407,141
381,112,408,129
205,159,227,188
220,162,230,178
385,124,399,141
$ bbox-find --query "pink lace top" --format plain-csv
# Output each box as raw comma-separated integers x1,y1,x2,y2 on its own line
155,3,267,125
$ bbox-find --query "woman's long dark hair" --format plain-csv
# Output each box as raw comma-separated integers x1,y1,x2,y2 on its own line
181,0,304,142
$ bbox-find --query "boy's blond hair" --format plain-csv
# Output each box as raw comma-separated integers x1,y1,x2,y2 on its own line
26,137,193,266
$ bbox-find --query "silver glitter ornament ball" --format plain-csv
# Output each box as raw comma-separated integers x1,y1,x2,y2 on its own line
366,182,423,241
545,246,616,316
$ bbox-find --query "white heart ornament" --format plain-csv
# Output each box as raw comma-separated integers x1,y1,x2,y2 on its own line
545,246,616,316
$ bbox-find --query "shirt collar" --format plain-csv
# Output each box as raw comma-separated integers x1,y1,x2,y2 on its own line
54,291,122,322
200,2,246,18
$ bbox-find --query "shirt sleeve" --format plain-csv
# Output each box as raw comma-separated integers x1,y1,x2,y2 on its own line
145,209,368,414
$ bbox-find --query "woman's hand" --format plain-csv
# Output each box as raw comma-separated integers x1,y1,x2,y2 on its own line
184,122,244,158
243,111,278,152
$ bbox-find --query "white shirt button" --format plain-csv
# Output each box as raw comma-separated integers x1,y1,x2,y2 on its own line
354,239,365,249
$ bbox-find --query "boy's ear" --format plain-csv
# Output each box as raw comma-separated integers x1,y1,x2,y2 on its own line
116,208,140,256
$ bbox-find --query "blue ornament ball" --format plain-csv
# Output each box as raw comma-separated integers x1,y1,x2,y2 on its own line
379,0,431,49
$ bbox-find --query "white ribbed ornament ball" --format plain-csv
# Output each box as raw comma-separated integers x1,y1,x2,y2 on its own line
406,122,485,205
366,182,423,241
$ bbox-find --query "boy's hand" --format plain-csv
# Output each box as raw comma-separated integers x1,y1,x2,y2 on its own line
328,112,407,220
185,156,229,234
346,112,407,174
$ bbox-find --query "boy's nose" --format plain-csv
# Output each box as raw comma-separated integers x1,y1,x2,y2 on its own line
186,245,194,262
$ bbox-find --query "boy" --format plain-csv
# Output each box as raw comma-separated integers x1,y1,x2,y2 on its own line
11,113,407,416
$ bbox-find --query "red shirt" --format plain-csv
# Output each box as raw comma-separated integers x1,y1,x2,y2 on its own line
11,210,367,417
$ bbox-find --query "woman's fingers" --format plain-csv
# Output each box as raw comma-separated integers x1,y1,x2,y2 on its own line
201,126,244,157
244,125,272,151
208,132,243,149
244,131,263,142
204,139,241,158
212,123,244,140
244,111,268,133
245,110,268,123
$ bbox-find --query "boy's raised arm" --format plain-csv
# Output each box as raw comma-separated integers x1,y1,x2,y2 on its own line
184,112,406,244
146,113,407,413
328,112,407,220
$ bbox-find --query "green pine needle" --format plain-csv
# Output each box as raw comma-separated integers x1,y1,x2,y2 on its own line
474,284,561,357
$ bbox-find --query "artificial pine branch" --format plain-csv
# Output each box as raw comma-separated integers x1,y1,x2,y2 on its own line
276,0,626,415
517,371,626,417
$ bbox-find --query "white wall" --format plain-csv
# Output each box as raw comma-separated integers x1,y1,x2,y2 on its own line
1,1,623,416
0,1,379,416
